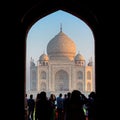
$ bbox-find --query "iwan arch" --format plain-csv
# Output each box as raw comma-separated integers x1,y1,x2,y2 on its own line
3,0,117,119
28,22,95,97
8,0,103,119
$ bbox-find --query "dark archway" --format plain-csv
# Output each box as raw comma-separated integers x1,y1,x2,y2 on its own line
6,0,105,120
22,3,98,120
20,0,99,94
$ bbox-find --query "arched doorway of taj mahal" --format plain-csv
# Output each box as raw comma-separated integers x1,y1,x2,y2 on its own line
55,70,69,91
26,10,95,97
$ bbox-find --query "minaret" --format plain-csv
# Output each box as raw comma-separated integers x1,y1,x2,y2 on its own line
30,57,35,67
88,57,93,66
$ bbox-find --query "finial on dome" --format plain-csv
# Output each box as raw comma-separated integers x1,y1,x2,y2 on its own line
60,23,62,32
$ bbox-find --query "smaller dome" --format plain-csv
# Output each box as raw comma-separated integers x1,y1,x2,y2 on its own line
75,53,85,61
88,57,93,66
30,57,35,66
39,53,49,61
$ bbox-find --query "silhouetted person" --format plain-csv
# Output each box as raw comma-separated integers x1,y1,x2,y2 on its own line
63,92,71,120
49,94,57,120
25,94,29,120
27,94,35,120
35,91,53,120
34,93,40,120
56,93,63,120
66,90,87,120
87,91,96,120
62,94,67,119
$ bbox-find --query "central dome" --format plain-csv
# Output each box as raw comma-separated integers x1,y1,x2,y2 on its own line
47,30,76,60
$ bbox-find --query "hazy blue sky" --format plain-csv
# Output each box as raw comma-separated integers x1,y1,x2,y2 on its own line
26,10,95,91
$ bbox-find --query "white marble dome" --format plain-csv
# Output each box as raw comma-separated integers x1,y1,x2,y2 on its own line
75,53,85,61
39,53,49,61
47,31,76,60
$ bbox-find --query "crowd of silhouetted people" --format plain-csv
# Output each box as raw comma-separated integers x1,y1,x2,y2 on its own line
25,90,96,120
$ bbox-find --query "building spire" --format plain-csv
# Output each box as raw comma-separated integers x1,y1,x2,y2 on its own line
60,23,62,32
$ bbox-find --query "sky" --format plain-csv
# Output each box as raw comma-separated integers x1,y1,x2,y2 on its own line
26,10,95,91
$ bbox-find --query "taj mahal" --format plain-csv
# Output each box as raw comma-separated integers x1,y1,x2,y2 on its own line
27,26,95,98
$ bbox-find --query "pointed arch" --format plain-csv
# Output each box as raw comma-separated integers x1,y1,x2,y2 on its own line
40,71,46,79
55,70,69,91
77,71,83,80
87,71,91,80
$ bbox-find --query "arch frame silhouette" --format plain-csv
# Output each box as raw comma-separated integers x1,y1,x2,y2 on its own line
20,0,100,35
15,1,102,119
20,0,99,89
